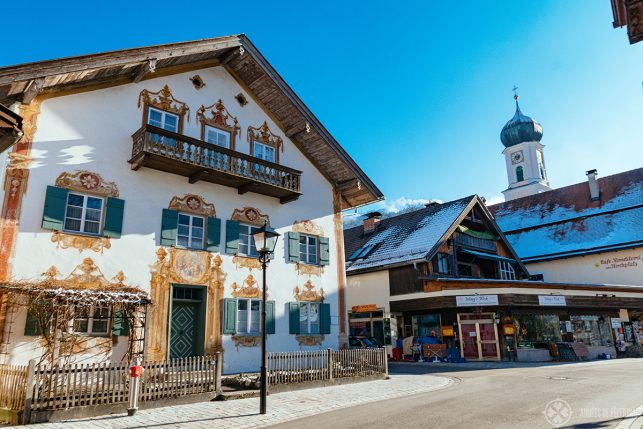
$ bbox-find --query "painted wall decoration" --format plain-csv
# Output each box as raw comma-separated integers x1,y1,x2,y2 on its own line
294,280,324,303
55,170,119,198
231,206,270,226
292,219,324,237
168,194,216,217
51,232,111,254
147,248,227,360
137,85,190,131
232,255,262,271
231,274,262,299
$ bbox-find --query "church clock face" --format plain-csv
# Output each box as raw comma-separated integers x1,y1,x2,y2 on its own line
511,150,524,165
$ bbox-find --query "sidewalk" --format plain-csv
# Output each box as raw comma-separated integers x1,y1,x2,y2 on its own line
19,374,452,429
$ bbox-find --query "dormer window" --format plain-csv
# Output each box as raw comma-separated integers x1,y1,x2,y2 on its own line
148,107,178,132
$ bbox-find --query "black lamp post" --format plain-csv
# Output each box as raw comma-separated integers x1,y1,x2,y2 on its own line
252,222,280,415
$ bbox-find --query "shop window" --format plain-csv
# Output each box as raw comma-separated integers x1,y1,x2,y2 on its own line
299,302,321,335
566,315,612,346
73,305,111,336
412,314,441,338
515,314,561,348
498,261,516,280
237,299,261,334
64,192,104,235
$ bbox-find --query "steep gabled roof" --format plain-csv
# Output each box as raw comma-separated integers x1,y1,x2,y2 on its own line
0,35,382,209
490,168,643,262
344,195,528,274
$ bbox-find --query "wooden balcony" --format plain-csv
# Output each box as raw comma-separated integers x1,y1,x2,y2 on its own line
452,232,498,252
129,125,302,203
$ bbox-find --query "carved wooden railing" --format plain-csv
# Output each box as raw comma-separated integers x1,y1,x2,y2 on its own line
452,232,497,252
131,125,301,194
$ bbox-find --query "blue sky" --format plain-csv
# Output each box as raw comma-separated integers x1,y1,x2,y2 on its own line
3,1,642,212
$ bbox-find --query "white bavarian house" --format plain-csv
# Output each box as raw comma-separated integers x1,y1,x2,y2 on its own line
0,35,382,373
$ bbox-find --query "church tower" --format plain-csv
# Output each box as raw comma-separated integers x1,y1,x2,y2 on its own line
500,93,551,201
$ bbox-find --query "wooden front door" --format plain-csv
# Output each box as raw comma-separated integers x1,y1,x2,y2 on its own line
169,286,205,359
457,313,500,361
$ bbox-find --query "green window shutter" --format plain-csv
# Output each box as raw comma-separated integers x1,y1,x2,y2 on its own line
160,209,179,246
266,300,276,335
42,186,68,231
206,217,221,252
225,220,240,255
287,232,300,263
320,303,331,334
319,237,330,266
111,309,129,336
288,302,300,334
103,197,125,238
222,298,238,334
24,310,42,336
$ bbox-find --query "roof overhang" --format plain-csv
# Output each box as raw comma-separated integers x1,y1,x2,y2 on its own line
0,103,23,153
0,35,383,209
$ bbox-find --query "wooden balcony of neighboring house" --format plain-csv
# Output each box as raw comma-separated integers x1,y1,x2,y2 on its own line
452,231,498,252
129,124,302,204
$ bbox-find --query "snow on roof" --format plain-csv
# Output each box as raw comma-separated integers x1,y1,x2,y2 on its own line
490,168,643,260
344,196,473,273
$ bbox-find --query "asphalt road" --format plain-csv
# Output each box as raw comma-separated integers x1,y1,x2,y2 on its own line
269,359,643,429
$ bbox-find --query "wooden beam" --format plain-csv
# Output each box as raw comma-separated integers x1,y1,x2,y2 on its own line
132,59,157,83
280,194,300,204
237,181,254,195
21,79,44,104
188,170,206,184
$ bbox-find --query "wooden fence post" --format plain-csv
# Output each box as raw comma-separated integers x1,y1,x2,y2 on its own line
215,351,222,394
327,348,333,381
22,359,36,425
382,347,388,377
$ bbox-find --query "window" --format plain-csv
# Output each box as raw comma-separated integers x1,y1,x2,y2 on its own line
498,260,516,280
515,313,561,348
239,223,260,257
348,244,376,261
204,126,231,148
147,107,178,132
299,302,321,334
436,253,450,274
299,234,319,265
64,193,104,235
73,305,110,336
253,141,276,163
515,166,524,182
237,299,261,334
176,213,205,249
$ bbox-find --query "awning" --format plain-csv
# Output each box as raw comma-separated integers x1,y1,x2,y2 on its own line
456,224,497,240
460,248,516,263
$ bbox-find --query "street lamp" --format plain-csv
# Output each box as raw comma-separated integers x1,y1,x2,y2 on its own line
252,222,280,415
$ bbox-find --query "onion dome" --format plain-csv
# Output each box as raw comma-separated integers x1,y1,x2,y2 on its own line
500,96,543,147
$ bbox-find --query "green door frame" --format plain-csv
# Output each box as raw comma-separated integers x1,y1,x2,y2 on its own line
168,284,207,358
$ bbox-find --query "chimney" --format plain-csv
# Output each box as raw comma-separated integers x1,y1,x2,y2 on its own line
424,201,441,208
363,212,382,234
586,169,600,201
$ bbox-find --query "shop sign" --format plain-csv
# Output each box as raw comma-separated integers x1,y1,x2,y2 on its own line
351,304,378,313
570,315,598,321
611,318,622,329
456,295,499,307
441,326,455,337
538,295,567,306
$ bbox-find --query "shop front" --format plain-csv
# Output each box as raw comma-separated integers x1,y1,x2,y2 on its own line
348,304,393,349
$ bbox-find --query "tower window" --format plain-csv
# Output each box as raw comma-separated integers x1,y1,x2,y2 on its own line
516,166,524,182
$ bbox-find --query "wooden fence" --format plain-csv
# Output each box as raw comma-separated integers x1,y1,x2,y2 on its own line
268,348,387,385
0,364,28,412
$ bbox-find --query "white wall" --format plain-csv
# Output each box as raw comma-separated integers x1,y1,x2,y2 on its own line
346,271,390,313
3,66,342,372
526,247,643,286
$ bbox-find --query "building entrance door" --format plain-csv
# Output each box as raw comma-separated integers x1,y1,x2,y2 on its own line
457,313,500,360
169,286,205,359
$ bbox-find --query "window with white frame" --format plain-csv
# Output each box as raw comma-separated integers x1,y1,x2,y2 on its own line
237,299,261,334
64,193,104,235
204,126,231,148
239,223,260,257
299,234,319,265
73,305,110,336
177,213,205,249
498,260,516,280
253,141,276,163
147,107,179,132
299,302,321,335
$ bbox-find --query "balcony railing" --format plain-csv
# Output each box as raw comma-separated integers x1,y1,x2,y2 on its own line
129,125,302,203
452,232,497,252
